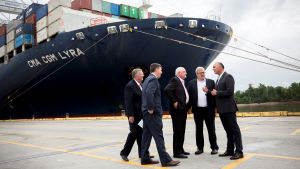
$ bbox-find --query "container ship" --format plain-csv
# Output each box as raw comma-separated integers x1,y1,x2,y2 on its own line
0,0,232,119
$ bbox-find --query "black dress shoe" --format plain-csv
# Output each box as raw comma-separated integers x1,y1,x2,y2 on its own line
173,154,188,158
211,149,218,155
230,153,244,160
183,151,190,155
120,155,129,161
195,149,204,155
219,151,234,157
141,159,159,165
162,160,180,167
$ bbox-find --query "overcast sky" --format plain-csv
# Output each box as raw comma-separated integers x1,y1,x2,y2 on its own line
2,0,300,91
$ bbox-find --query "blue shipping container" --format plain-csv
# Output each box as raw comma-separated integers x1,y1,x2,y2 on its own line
25,3,44,18
110,3,120,16
0,35,6,46
36,4,48,21
15,34,34,48
15,23,34,37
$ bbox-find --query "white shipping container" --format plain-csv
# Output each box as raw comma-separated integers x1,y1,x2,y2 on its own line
7,40,14,53
48,6,119,25
48,7,122,37
37,27,48,43
0,45,6,58
48,0,71,12
92,0,102,12
6,31,15,43
37,16,48,31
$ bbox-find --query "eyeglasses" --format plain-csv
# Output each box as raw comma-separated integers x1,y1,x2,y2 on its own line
197,72,205,74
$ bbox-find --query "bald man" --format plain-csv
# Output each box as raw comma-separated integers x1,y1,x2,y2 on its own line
164,67,190,158
211,62,243,160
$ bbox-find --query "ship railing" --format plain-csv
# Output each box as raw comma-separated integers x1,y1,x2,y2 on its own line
206,14,221,22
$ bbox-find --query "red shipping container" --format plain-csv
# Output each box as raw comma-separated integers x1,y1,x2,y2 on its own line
0,25,6,36
72,0,92,10
157,14,165,18
25,13,37,24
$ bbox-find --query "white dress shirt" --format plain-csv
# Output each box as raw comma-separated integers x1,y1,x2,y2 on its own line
134,79,142,91
177,76,189,103
197,79,207,107
216,71,225,85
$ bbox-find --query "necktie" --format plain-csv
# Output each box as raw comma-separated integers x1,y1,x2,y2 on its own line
182,81,189,103
216,76,220,85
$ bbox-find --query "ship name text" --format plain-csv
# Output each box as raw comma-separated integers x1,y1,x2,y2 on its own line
27,48,85,68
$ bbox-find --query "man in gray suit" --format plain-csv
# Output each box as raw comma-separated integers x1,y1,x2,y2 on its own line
140,63,180,167
211,62,243,160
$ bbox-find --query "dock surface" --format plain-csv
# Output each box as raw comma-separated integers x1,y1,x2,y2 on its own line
0,117,299,169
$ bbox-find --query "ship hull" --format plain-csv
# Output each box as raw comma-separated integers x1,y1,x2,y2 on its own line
0,18,232,119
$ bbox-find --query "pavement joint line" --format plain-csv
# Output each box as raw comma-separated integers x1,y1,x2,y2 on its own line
222,154,255,169
241,126,251,131
290,128,300,136
248,153,300,160
82,143,124,153
0,140,169,169
1,112,300,122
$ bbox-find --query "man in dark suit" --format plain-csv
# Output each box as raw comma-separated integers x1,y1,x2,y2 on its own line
187,67,219,155
211,62,243,160
120,68,154,161
164,67,190,158
140,63,180,167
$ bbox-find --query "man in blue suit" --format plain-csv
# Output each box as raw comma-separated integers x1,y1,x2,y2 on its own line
140,63,180,167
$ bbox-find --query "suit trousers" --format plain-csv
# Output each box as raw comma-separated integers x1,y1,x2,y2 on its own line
219,112,243,153
140,113,172,164
193,107,219,150
170,108,187,155
120,117,143,157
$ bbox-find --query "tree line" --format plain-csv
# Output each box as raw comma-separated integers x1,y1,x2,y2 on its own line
234,83,300,104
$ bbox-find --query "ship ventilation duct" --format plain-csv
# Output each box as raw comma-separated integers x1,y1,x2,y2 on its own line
188,20,198,28
155,21,166,29
119,24,129,32
107,26,118,34
76,32,85,40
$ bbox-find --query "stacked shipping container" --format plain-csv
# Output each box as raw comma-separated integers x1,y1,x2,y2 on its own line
0,0,164,62
0,25,6,59
36,5,48,43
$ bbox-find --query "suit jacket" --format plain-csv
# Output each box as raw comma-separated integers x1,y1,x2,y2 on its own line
164,76,187,112
187,78,216,113
124,79,142,119
215,72,238,113
142,74,163,115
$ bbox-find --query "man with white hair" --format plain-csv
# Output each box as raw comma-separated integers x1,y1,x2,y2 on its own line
187,67,219,155
164,67,190,158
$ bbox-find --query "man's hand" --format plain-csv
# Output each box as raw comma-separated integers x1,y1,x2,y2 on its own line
202,86,208,93
211,89,217,96
128,116,134,123
148,110,154,114
174,102,178,109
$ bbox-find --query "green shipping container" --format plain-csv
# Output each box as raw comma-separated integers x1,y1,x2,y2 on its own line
151,13,158,18
129,7,138,19
138,8,144,19
120,4,130,17
102,1,111,14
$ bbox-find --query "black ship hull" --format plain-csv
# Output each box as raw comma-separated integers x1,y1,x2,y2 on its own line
0,18,232,119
